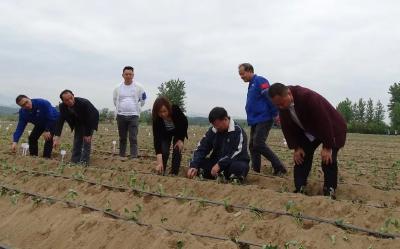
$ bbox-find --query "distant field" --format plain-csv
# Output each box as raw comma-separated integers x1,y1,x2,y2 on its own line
0,120,400,249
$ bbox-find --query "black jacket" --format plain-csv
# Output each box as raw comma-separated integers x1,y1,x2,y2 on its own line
153,105,188,154
54,97,99,136
190,119,249,171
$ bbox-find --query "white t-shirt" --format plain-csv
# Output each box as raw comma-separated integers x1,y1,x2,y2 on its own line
118,83,138,116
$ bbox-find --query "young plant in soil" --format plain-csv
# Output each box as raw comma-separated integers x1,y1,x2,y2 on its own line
65,189,78,201
124,204,143,221
10,191,21,205
285,200,303,227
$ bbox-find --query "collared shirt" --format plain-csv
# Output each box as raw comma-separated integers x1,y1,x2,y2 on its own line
288,102,315,141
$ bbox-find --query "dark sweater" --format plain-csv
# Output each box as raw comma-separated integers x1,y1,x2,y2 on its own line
54,97,99,136
279,85,347,149
152,105,188,154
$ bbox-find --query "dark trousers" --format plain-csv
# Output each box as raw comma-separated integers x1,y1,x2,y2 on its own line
117,115,139,158
71,125,93,165
197,158,249,180
294,139,339,193
249,120,284,172
160,135,182,175
28,125,54,158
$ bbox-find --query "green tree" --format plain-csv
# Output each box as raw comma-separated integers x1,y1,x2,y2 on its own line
336,98,353,122
391,102,400,131
374,100,385,123
356,98,366,123
365,98,374,123
388,82,400,124
157,79,186,112
99,108,110,122
139,109,152,124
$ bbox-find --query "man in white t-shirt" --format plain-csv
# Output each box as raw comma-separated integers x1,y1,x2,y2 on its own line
113,66,147,159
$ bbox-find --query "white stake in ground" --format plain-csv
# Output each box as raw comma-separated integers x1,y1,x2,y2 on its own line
60,150,66,163
112,140,116,154
21,143,29,156
282,138,287,146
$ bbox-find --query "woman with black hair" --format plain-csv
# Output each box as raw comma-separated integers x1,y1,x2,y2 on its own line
152,97,188,175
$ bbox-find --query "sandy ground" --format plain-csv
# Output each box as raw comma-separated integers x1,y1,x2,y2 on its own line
0,123,399,249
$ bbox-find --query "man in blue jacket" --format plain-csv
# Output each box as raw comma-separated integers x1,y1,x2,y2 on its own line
11,95,59,158
187,107,250,182
239,63,286,175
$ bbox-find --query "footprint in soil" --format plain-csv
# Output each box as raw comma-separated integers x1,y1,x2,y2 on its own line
302,220,314,230
143,195,153,203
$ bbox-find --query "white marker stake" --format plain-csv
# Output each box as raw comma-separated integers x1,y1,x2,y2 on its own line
21,143,29,156
282,138,287,146
112,140,116,154
28,130,31,135
60,150,66,163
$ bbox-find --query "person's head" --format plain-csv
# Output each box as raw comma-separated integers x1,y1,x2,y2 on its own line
268,83,293,110
16,95,32,110
208,107,230,132
238,63,254,82
152,96,172,120
122,66,134,83
59,89,75,107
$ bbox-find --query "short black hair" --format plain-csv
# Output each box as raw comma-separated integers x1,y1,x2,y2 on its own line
123,66,134,73
268,83,289,98
59,89,74,100
238,63,254,73
208,107,229,123
15,95,28,104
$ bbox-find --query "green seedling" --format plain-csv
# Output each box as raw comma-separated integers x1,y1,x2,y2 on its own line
72,171,84,181
10,191,20,205
176,240,184,249
262,244,279,249
223,198,234,212
285,200,303,226
330,234,336,245
157,183,165,195
104,200,113,212
128,171,137,188
380,217,400,233
32,196,42,207
240,223,246,233
161,217,168,223
124,204,143,221
198,198,207,208
284,240,298,249
0,187,8,197
65,189,78,201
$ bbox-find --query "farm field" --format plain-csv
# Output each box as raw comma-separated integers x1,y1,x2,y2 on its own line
0,121,400,249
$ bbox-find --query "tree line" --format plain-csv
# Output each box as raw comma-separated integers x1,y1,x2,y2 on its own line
336,82,400,134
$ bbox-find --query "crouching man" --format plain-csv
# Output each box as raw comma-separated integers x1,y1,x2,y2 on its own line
187,107,250,182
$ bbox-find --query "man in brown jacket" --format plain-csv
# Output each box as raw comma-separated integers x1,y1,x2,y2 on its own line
268,83,347,198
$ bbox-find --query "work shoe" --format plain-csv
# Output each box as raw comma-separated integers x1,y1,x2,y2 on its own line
273,165,287,176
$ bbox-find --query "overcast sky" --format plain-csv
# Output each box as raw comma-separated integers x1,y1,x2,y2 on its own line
0,0,399,119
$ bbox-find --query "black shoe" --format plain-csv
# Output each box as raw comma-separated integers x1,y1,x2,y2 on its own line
273,166,287,176
294,185,307,195
323,187,336,200
229,175,245,184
